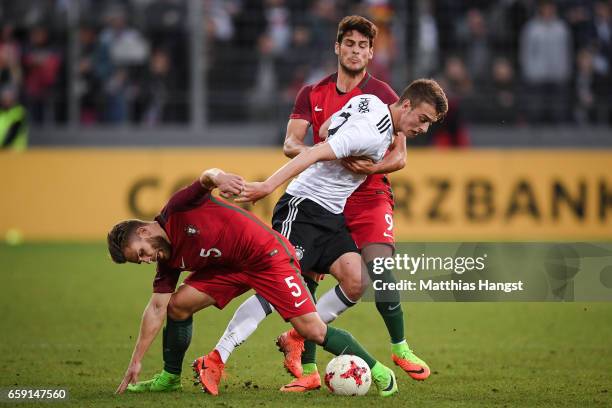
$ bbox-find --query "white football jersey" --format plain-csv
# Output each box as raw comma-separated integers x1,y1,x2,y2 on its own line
287,94,395,214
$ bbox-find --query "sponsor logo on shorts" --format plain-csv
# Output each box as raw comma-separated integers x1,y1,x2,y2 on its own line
294,298,308,308
294,245,305,261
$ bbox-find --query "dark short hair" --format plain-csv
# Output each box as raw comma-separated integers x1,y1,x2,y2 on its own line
398,79,449,121
107,219,146,263
337,15,377,47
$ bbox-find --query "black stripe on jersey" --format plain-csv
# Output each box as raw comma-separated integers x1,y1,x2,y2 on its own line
379,122,392,134
358,73,372,90
377,117,391,131
376,115,389,127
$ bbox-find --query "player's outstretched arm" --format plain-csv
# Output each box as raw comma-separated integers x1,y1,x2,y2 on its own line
200,168,245,199
236,142,337,204
341,132,407,175
116,293,171,394
283,119,311,158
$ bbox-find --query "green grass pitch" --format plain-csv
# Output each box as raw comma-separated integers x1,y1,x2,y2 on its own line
1,243,611,407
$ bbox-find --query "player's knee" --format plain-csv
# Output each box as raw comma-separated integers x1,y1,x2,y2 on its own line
167,297,191,320
292,316,327,344
340,276,366,301
300,322,327,344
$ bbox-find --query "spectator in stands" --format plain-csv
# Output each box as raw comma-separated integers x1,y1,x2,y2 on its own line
97,5,150,123
590,0,611,55
0,24,22,90
488,0,530,64
306,0,339,69
573,48,597,124
204,0,238,44
520,0,572,124
588,0,612,123
21,25,61,124
208,1,266,122
77,25,101,125
481,56,521,125
367,1,396,84
564,1,594,50
264,0,292,56
247,0,294,120
249,34,274,120
457,8,491,81
442,55,478,122
433,0,464,60
412,0,439,78
0,85,27,151
135,48,180,126
143,0,188,101
410,57,470,148
278,25,313,95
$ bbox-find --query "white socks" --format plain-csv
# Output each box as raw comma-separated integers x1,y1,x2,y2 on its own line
214,294,273,363
315,284,357,323
214,285,357,363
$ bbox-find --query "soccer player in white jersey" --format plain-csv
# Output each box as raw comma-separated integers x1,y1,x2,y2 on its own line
188,79,447,394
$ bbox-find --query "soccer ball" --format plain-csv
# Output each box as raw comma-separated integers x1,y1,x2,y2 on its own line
324,355,371,396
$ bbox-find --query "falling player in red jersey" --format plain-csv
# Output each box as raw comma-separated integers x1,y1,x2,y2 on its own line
209,15,431,392
109,168,399,397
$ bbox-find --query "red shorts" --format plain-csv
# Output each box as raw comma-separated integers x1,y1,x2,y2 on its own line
183,252,316,321
344,191,395,249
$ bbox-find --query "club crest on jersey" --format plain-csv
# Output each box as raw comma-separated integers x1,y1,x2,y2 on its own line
358,97,370,113
294,245,305,261
184,225,199,236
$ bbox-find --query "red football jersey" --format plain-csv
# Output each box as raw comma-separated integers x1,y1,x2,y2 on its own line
152,181,294,293
290,72,399,194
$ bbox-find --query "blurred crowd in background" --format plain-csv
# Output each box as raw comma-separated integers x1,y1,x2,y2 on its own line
0,0,611,138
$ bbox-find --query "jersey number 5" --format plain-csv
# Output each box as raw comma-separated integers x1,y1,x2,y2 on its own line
284,276,302,297
383,213,394,238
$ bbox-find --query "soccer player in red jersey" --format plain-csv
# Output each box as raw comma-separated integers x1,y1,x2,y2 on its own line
109,168,398,397
209,16,432,391
281,15,434,384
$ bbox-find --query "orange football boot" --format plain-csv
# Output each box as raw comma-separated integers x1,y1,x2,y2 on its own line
392,348,431,381
280,371,321,392
192,350,225,395
276,329,305,377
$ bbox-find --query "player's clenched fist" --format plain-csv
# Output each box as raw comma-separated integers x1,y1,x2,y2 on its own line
215,173,245,199
200,168,245,199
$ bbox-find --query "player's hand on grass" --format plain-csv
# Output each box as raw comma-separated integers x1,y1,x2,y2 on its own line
213,172,245,199
116,361,141,394
341,156,377,174
235,181,272,204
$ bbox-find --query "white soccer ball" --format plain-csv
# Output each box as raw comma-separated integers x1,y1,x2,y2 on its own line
324,355,371,396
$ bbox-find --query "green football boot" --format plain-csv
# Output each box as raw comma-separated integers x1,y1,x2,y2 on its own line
127,370,182,392
371,362,398,397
